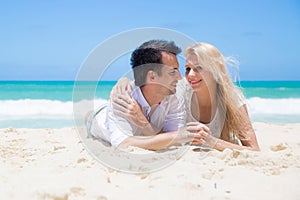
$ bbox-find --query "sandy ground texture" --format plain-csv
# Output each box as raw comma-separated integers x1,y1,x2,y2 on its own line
1,122,300,200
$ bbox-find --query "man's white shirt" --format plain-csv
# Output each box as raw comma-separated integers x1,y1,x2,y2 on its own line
90,83,186,148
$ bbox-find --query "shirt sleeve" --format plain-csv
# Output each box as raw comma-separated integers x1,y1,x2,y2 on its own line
162,94,186,132
105,101,133,148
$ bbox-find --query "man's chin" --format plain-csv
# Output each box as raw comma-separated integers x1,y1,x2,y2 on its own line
162,86,176,96
169,88,176,95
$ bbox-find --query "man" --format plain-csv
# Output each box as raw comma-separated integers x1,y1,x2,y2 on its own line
87,40,190,150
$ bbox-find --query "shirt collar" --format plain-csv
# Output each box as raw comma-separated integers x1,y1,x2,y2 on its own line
131,83,151,115
131,83,172,115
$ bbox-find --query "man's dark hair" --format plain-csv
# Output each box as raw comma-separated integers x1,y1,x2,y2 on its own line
131,40,181,87
139,40,181,54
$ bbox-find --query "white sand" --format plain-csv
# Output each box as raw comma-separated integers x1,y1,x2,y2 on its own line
1,122,300,200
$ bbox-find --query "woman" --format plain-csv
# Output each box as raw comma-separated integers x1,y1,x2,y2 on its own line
111,42,260,151
181,42,259,151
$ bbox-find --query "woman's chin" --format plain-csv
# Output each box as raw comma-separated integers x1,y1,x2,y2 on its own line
190,81,202,90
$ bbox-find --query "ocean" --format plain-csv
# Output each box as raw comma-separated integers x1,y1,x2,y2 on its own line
1,81,300,128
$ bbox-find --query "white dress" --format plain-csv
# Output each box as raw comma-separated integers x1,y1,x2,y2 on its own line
176,79,245,143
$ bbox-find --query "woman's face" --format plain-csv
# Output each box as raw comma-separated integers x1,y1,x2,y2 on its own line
185,54,216,93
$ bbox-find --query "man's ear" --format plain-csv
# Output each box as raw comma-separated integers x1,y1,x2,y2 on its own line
147,70,156,82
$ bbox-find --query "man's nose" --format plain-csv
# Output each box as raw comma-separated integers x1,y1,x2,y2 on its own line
176,70,182,80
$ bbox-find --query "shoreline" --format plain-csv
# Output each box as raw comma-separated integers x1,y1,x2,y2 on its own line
1,121,300,129
1,122,300,199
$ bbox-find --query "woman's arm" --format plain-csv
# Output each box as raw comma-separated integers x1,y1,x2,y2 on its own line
110,77,133,99
112,93,159,136
235,105,260,151
214,105,259,151
186,105,260,151
110,77,159,136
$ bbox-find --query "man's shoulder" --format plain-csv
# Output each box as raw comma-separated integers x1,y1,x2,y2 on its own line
162,94,181,107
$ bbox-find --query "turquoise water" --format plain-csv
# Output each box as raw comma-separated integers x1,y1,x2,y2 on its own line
0,81,117,101
239,81,300,99
1,80,300,128
1,81,299,101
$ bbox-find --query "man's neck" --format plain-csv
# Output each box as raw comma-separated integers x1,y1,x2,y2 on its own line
140,85,165,106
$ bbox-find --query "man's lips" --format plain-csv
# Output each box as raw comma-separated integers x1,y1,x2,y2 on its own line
171,81,178,87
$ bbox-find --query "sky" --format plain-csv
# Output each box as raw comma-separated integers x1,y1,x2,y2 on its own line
0,0,299,81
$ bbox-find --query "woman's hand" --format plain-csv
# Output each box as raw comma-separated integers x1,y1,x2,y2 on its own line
186,122,217,147
112,94,148,128
112,94,159,136
110,77,132,99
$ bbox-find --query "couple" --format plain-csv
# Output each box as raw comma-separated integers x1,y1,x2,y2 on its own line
86,40,260,151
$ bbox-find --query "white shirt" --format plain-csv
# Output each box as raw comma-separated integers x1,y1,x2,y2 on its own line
90,83,186,148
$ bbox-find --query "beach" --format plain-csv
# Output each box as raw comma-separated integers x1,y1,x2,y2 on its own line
1,122,299,200
2,0,300,199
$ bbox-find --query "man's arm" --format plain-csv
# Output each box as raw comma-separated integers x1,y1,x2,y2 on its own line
118,129,199,151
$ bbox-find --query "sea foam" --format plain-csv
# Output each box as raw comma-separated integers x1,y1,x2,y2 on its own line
0,98,299,121
0,98,108,119
246,97,300,115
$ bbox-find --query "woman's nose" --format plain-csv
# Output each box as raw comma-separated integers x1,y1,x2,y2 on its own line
188,69,197,77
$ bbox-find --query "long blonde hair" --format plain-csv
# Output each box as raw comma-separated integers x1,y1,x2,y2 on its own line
185,42,247,142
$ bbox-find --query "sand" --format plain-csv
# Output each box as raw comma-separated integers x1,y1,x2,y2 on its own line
1,122,300,200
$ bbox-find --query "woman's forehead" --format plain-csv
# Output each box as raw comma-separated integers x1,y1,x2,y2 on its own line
186,54,201,65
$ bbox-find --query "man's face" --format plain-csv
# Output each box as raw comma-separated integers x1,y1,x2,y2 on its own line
156,51,181,95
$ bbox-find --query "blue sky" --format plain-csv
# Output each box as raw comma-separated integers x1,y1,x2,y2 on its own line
0,0,299,80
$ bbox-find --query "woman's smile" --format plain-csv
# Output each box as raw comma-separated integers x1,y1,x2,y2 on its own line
189,79,202,87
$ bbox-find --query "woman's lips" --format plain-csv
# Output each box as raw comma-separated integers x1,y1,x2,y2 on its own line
190,80,202,85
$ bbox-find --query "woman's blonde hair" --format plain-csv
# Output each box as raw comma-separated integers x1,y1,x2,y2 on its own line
185,42,247,142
